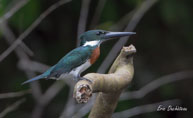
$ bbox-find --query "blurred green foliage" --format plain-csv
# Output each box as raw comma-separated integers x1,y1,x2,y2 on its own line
0,0,12,16
9,0,40,30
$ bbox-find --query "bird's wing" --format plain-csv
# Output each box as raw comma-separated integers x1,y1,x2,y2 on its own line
48,46,95,78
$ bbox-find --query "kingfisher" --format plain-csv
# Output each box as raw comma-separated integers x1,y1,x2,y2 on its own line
22,30,135,84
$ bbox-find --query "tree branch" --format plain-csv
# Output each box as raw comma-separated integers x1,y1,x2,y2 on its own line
0,20,42,102
0,90,30,99
0,0,72,62
97,0,158,73
89,0,107,29
0,0,29,22
76,0,91,46
110,9,135,31
32,80,66,118
59,86,77,118
0,22,33,56
73,45,136,118
120,70,193,100
0,98,26,118
72,94,96,118
18,59,50,73
0,0,33,56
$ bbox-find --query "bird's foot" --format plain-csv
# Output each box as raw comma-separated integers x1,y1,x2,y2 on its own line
79,77,93,84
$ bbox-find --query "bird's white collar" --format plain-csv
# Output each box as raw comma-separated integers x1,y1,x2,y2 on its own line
83,40,100,46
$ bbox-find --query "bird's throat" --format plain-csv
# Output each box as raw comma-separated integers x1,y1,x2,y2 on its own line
83,40,100,46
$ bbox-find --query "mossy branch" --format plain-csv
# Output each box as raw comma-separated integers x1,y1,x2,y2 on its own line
73,45,136,118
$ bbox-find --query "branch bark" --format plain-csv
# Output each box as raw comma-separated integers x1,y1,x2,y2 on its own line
73,45,136,118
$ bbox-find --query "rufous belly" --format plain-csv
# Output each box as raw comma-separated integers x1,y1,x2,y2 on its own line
90,47,100,64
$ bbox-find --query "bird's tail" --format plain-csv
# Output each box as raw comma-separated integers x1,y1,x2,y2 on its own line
22,74,46,85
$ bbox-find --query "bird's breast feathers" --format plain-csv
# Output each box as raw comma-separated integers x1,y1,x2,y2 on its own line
90,47,100,64
69,60,91,78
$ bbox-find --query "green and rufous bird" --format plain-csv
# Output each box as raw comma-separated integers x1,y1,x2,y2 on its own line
22,30,135,84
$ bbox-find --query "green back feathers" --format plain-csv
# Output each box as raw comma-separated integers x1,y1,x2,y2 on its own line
48,45,97,77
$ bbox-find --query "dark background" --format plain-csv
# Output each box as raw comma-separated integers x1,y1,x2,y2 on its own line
0,0,193,118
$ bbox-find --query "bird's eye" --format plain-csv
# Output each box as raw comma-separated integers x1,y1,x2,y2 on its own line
96,32,101,35
96,31,105,35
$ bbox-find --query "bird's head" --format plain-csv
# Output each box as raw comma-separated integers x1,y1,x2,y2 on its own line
79,30,136,46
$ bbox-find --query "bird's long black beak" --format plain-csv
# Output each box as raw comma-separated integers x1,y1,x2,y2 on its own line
103,32,136,39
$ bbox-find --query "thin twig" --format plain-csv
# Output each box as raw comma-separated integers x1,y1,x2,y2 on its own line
97,0,158,73
32,80,66,118
89,0,107,29
18,59,50,73
59,86,76,118
40,80,66,105
32,104,44,118
76,0,91,46
112,99,180,118
0,90,30,99
0,0,33,56
0,0,72,62
120,70,193,100
25,71,42,101
0,21,42,102
0,21,34,56
0,0,29,22
59,79,78,118
110,9,135,31
0,98,26,118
